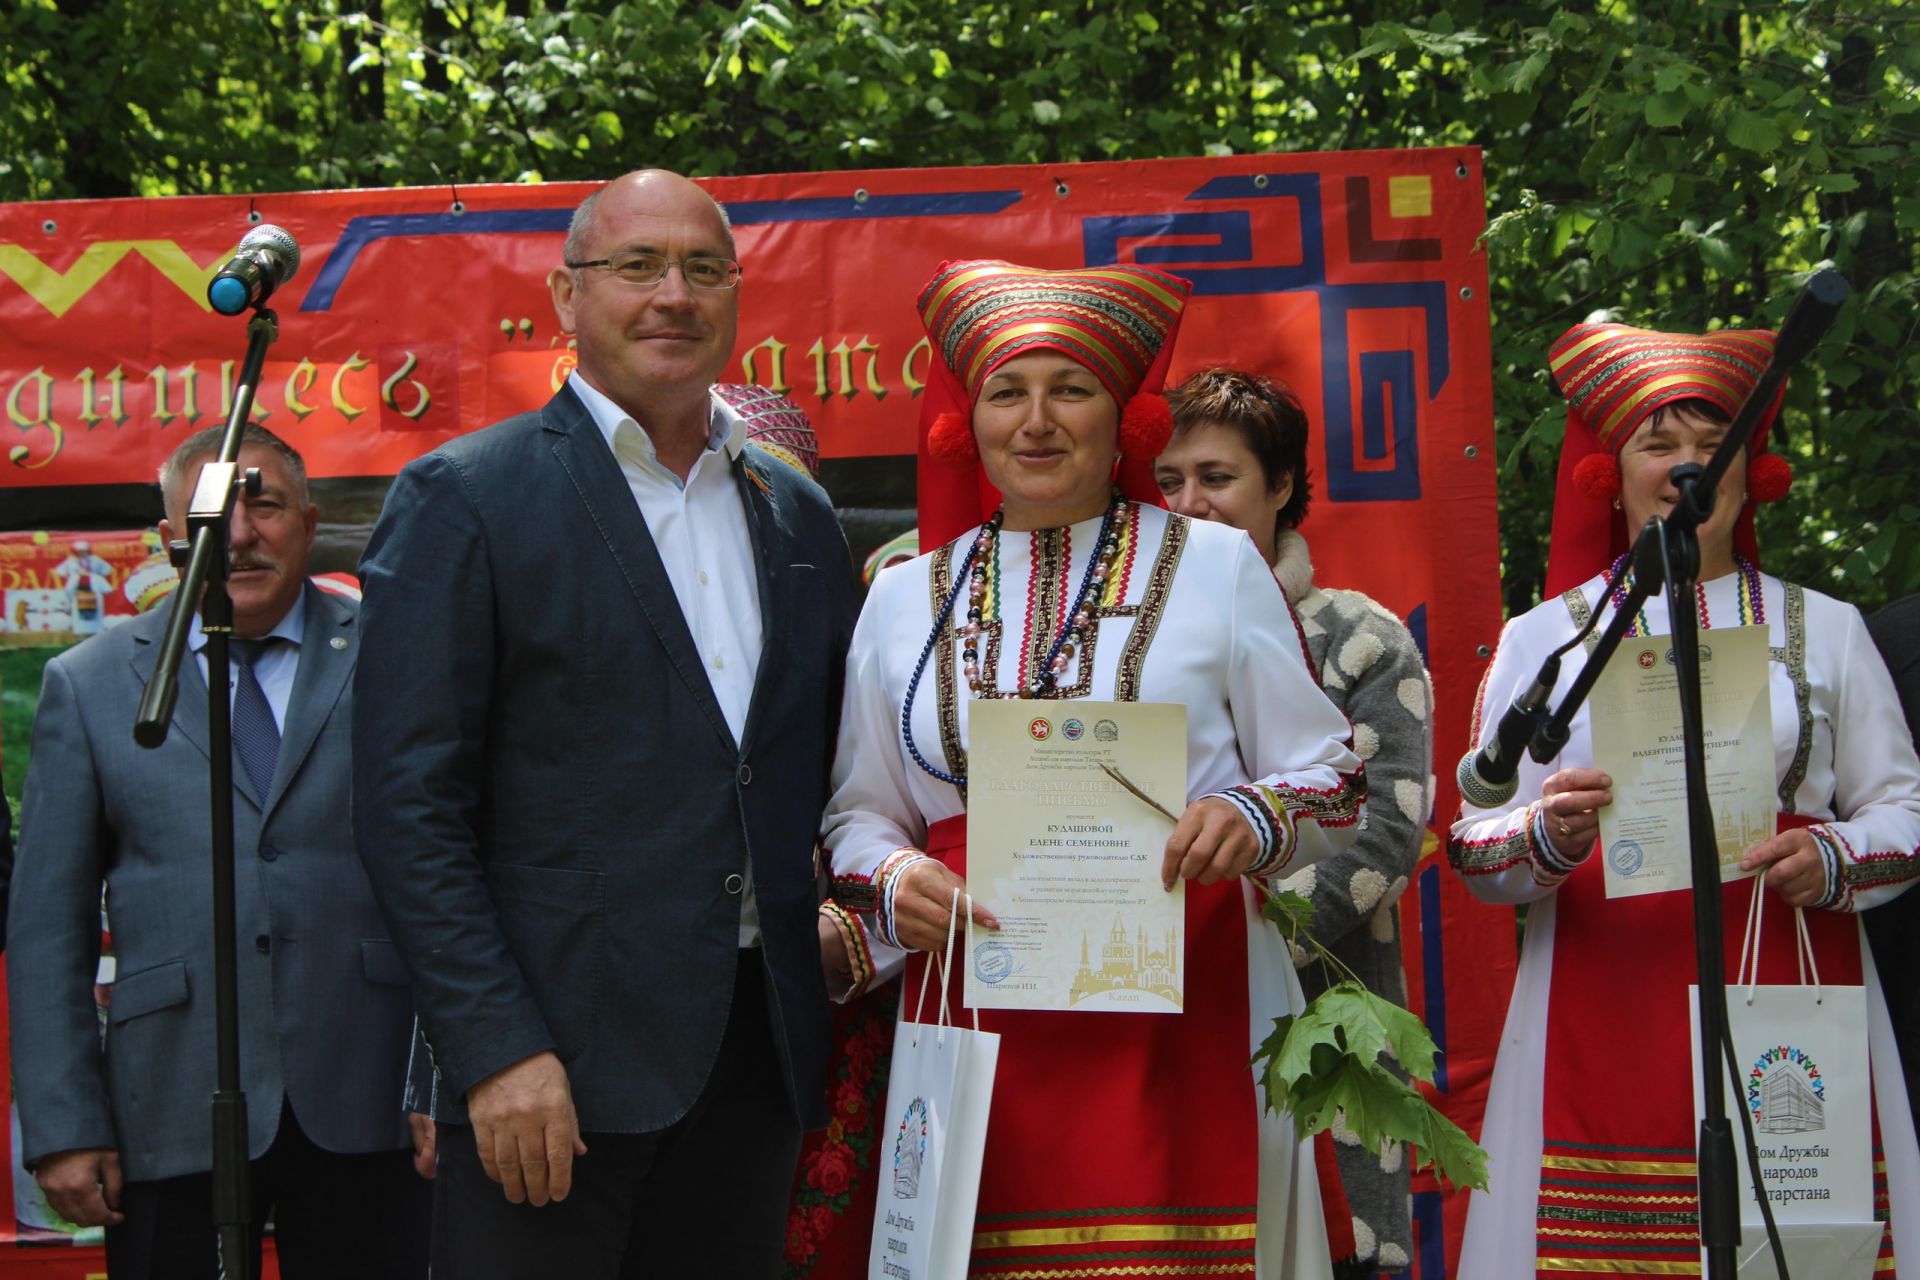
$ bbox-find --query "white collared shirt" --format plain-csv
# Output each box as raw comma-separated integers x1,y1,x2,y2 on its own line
188,600,305,731
570,373,764,739
569,372,767,946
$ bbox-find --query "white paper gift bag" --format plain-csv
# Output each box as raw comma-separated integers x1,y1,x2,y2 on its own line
1691,878,1879,1280
869,892,1001,1280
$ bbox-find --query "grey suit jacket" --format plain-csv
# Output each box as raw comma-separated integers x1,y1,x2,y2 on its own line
7,585,414,1182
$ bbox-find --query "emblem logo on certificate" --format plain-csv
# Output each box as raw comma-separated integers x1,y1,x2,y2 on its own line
1588,624,1776,899
965,700,1187,1013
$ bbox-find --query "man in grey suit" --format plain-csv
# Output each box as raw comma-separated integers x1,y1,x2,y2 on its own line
8,424,429,1278
354,169,856,1275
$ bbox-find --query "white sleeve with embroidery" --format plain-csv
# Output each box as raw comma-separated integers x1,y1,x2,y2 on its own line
1808,604,1920,912
1208,535,1367,878
1448,611,1576,904
821,568,935,953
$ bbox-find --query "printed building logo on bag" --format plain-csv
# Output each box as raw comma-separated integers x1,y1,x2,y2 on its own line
893,1096,928,1198
1748,1045,1827,1134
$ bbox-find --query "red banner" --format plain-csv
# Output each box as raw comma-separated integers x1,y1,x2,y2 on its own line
1,152,1512,1277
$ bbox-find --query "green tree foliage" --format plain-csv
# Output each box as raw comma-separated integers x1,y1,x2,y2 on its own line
4,0,1915,614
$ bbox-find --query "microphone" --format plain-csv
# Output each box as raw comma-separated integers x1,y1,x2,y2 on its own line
1770,269,1850,368
206,225,301,316
1456,654,1560,810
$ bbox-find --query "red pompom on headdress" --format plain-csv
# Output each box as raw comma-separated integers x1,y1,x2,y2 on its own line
1118,391,1174,460
926,411,979,470
1747,451,1793,504
1571,452,1621,500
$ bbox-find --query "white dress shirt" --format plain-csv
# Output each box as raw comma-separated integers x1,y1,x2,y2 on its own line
569,372,767,946
188,599,305,731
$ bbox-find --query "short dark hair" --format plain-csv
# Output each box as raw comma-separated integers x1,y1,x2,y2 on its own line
1643,397,1732,432
1165,367,1313,531
157,423,309,516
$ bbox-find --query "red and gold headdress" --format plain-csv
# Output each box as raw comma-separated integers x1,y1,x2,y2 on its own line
715,383,819,479
1543,321,1792,595
915,260,1192,547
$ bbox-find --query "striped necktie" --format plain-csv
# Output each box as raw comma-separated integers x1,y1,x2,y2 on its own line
231,638,281,797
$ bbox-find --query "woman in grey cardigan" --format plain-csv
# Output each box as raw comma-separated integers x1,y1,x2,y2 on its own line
1157,367,1433,1278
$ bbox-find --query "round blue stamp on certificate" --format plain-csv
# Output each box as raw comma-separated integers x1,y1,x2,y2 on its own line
1609,839,1645,875
974,941,1014,985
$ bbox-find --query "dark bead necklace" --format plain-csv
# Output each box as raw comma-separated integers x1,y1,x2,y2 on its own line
901,491,1126,787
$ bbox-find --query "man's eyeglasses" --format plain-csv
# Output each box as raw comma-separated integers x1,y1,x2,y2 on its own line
565,252,743,290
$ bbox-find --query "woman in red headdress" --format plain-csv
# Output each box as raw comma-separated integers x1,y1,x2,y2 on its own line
1451,323,1920,1276
822,260,1367,1278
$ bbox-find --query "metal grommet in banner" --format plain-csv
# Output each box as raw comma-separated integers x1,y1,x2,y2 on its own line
1456,161,1469,178
1460,286,1474,300
1464,444,1479,459
450,200,466,215
1253,173,1270,189
1477,644,1494,659
40,219,56,235
247,210,262,223
853,188,869,205
1054,180,1069,198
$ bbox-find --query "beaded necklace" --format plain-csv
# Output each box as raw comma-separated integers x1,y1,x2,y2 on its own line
901,491,1126,787
1607,552,1764,637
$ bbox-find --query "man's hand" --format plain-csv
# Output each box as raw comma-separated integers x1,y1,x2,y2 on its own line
892,858,999,953
407,1112,437,1180
1741,828,1829,908
466,1051,587,1206
1161,796,1260,890
34,1148,123,1227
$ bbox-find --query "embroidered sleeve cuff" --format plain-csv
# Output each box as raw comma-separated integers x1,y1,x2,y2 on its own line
1208,786,1295,878
1529,801,1591,881
1809,826,1849,912
874,848,930,950
829,870,879,913
1809,824,1920,911
819,901,876,1001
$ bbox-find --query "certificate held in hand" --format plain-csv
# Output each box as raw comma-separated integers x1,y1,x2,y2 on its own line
965,700,1187,1014
1588,623,1776,899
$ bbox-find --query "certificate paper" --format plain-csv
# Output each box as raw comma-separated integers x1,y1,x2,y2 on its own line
1589,624,1775,899
965,700,1187,1013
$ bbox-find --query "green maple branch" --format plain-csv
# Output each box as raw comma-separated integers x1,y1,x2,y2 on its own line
1253,886,1490,1193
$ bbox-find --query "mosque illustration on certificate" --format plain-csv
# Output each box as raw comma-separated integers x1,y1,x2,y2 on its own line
1069,916,1183,1009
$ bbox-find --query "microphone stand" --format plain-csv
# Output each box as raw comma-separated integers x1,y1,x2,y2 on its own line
1529,271,1849,1280
134,306,279,1280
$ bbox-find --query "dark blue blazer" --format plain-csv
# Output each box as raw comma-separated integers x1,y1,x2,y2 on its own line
353,385,856,1132
1865,595,1920,1124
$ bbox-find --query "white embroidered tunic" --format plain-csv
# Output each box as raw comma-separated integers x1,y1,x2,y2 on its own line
1450,568,1920,1272
823,502,1366,1278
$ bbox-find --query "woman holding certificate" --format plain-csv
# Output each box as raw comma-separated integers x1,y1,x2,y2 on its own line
1450,322,1920,1275
824,260,1366,1278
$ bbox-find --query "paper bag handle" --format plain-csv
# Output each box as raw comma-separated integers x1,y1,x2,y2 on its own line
1737,873,1824,1004
908,887,979,1044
